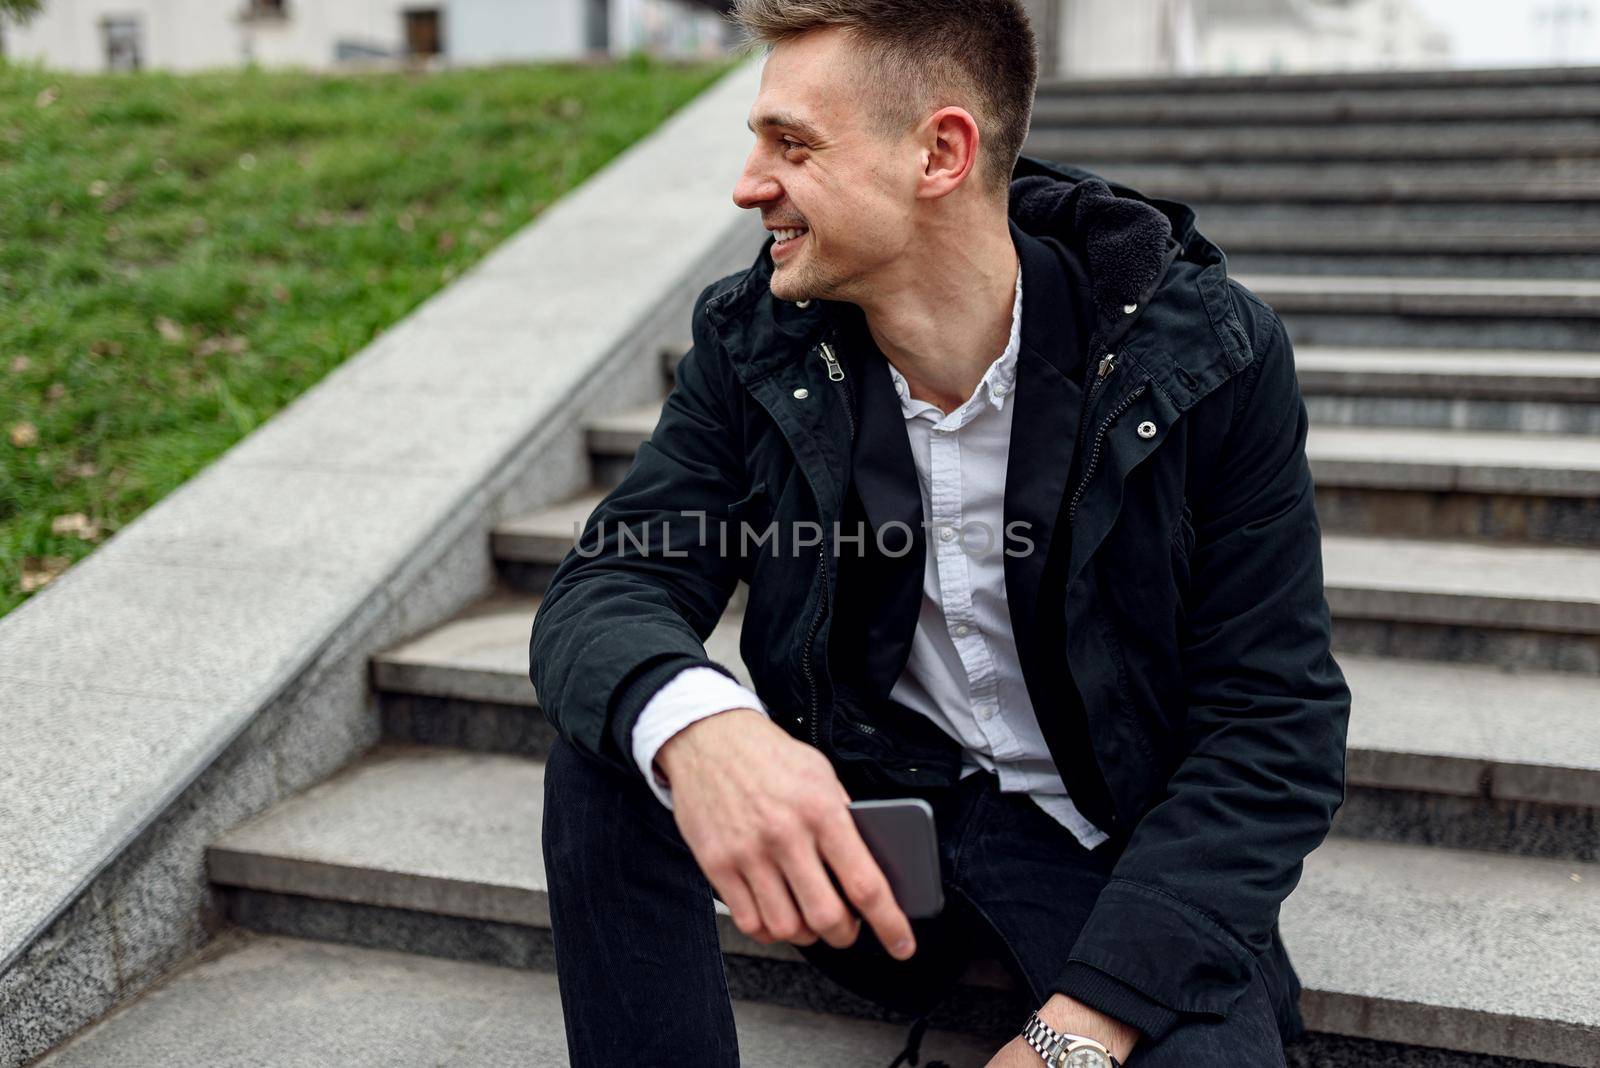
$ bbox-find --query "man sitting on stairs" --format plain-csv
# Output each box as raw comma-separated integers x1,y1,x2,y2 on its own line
529,2,1351,1065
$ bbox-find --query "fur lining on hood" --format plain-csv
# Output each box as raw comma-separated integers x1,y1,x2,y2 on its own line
1009,173,1176,320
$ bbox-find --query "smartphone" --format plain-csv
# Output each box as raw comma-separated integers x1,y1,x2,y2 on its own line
844,798,945,918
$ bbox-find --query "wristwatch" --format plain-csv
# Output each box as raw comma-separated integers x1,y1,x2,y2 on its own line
1022,1009,1123,1068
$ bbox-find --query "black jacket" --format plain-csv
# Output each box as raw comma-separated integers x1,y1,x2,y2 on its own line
529,154,1351,1045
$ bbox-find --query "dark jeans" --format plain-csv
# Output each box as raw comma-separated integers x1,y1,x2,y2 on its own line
541,733,1287,1067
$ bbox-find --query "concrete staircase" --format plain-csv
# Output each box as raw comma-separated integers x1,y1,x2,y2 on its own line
35,66,1600,1068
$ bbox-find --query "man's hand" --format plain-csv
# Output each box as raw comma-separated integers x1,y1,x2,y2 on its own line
983,993,1139,1067
654,707,918,960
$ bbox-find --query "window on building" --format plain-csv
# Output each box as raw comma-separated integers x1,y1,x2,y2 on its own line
245,0,289,17
403,9,443,58
101,16,143,71
585,0,610,52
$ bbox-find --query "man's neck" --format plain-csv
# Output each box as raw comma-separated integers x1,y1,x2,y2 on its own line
854,218,1020,416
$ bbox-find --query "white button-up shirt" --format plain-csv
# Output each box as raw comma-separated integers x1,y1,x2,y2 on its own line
631,261,1110,851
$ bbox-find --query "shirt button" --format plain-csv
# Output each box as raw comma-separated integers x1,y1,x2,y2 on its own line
939,526,956,542
992,383,1008,397
953,623,971,637
977,705,995,721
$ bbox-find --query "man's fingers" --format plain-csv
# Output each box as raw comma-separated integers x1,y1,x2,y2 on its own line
815,807,916,959
744,859,817,945
776,838,863,949
706,867,770,943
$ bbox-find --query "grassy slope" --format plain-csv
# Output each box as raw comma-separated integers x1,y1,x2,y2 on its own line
0,53,733,618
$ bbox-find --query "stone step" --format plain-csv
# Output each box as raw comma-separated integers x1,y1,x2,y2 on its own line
29,930,992,1068
577,401,1600,526
204,745,1600,1066
1309,356,1596,416
1241,274,1600,314
490,490,610,591
1025,125,1600,164
584,405,1600,497
1088,168,1600,206
1190,200,1600,232
375,585,744,699
1323,534,1600,673
1228,250,1600,282
1297,348,1600,433
1204,226,1600,256
1071,163,1600,207
1035,65,1600,96
372,591,1600,859
1030,86,1600,126
1241,275,1600,352
1308,425,1600,546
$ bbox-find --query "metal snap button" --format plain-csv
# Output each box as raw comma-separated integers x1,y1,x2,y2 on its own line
1123,302,1138,314
793,387,809,399
1136,420,1157,439
796,299,811,308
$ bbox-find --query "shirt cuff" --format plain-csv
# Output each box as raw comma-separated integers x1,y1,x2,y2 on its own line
1051,960,1184,1044
630,665,768,810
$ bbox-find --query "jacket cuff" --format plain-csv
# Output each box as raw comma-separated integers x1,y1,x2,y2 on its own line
1064,878,1256,1018
1050,960,1183,1043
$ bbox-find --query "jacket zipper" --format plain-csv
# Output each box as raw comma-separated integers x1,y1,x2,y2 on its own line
820,340,855,438
1068,382,1150,525
1074,349,1120,469
800,338,856,747
800,548,828,747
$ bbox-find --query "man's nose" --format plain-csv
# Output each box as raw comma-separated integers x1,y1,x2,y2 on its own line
732,153,781,210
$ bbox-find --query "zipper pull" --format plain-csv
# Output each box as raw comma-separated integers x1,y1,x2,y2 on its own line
1096,352,1118,379
819,341,845,382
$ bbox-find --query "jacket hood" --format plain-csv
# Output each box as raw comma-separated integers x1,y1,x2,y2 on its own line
703,154,1245,388
1008,154,1220,320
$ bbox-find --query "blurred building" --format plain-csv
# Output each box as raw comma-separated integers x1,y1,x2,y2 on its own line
1194,0,1452,73
1017,0,1450,77
0,0,734,73
0,0,1468,82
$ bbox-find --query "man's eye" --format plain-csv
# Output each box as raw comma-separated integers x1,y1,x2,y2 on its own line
780,138,804,153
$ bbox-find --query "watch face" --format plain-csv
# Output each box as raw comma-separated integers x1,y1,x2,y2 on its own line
1055,1046,1111,1068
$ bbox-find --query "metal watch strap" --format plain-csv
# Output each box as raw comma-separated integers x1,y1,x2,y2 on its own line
1021,1009,1123,1068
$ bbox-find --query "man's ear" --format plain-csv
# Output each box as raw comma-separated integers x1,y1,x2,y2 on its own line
916,105,982,201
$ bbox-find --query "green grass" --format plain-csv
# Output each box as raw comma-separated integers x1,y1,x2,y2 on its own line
0,53,735,618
